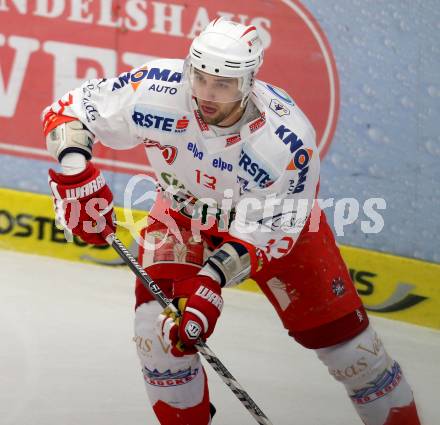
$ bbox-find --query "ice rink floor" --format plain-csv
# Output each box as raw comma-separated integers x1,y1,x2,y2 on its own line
1,250,438,425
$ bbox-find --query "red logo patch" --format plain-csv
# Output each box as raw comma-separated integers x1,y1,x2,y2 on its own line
143,139,178,165
176,116,189,131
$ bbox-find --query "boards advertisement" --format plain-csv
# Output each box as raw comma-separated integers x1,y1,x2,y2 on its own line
0,0,339,174
1,188,439,329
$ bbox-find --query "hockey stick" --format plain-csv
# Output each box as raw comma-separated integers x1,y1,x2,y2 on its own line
104,230,274,425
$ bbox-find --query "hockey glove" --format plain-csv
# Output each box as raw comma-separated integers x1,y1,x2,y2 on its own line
48,162,116,245
159,275,223,357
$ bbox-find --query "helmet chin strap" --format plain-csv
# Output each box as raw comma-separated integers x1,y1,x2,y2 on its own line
240,94,250,109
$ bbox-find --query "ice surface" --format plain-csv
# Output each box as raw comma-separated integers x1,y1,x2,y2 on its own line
0,250,438,425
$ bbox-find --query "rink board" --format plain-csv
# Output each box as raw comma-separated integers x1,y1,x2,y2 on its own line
1,188,439,329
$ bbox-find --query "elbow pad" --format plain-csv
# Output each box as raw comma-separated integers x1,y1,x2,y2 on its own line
46,120,94,162
201,242,251,288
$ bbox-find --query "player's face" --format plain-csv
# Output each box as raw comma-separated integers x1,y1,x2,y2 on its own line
192,70,243,125
197,98,242,126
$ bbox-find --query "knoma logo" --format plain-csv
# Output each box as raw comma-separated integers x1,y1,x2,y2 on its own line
112,67,182,92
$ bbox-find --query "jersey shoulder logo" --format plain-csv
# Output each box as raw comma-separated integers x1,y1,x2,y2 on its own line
269,99,290,117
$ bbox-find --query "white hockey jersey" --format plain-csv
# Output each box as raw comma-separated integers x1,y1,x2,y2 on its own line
44,58,320,268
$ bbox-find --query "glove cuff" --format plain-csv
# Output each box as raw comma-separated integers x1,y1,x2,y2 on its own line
49,161,96,184
172,275,221,299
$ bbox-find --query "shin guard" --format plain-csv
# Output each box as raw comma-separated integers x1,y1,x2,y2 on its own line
316,325,421,425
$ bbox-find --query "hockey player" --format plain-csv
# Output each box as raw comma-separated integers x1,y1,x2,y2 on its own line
43,18,421,425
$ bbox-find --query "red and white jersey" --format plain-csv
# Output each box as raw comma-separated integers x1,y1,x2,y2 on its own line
43,58,320,267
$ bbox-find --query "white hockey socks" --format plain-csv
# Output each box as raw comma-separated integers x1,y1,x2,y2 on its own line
316,325,420,425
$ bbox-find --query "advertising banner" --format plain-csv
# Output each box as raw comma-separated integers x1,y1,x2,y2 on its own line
1,188,439,329
0,0,339,174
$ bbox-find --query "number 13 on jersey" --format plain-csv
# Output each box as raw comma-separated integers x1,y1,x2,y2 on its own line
195,169,217,190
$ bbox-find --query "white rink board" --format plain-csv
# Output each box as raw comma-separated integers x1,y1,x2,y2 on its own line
0,250,438,425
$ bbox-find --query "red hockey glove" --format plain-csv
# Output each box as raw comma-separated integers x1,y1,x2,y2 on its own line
159,275,223,357
48,162,116,245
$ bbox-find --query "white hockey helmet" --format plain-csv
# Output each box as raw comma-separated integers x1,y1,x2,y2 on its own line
185,17,264,103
